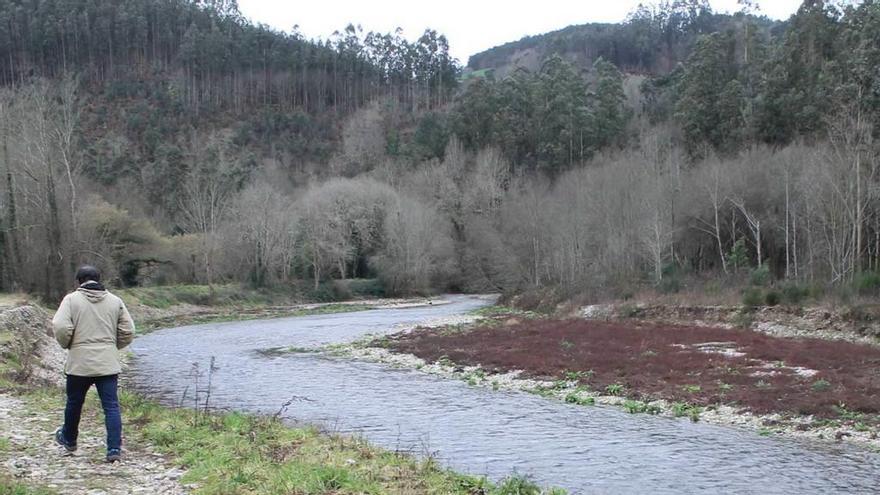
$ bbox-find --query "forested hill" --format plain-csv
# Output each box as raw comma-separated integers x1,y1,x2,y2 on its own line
0,0,458,216
0,0,457,114
467,3,780,76
4,0,880,312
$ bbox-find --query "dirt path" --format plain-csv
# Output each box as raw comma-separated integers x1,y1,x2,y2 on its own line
0,392,188,495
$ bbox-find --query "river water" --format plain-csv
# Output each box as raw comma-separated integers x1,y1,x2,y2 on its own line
130,295,880,494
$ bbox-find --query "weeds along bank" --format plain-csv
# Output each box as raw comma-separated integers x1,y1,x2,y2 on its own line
113,281,437,333
330,306,880,450
0,303,564,494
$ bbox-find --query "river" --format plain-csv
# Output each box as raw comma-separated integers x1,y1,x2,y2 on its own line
130,295,880,494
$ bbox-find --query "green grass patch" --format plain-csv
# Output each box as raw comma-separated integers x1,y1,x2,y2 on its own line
118,284,273,309
112,391,565,494
470,305,512,316
622,400,662,415
604,383,625,396
9,387,566,494
0,476,56,495
671,402,703,422
681,384,702,394
138,303,373,334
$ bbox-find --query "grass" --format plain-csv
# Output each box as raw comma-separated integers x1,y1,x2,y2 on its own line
671,402,703,422
563,392,595,406
9,387,564,495
138,302,375,334
563,370,593,382
118,280,389,312
604,383,624,396
0,477,56,495
122,391,560,494
0,293,29,308
469,305,521,317
117,284,279,309
681,384,702,394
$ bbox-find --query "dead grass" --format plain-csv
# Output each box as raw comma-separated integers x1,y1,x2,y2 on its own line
0,293,30,308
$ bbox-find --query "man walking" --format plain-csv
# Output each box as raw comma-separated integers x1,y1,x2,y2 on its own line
52,265,135,463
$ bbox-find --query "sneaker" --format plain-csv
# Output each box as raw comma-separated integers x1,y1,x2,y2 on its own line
106,448,122,463
54,427,76,452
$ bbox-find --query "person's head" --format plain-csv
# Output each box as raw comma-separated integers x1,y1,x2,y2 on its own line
75,265,101,285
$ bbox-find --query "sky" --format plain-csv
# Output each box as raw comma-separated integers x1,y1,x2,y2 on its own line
236,0,805,64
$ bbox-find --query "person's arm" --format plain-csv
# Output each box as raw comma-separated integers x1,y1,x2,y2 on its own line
116,300,135,349
52,296,75,349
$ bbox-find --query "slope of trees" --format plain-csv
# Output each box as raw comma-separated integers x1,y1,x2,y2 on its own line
3,0,880,305
467,0,778,74
451,56,628,172
0,0,459,114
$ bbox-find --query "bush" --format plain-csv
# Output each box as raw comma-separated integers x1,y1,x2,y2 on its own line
305,283,340,303
742,288,763,308
727,239,749,271
658,275,682,294
764,290,781,307
750,265,771,286
345,278,386,298
780,284,811,305
855,271,880,295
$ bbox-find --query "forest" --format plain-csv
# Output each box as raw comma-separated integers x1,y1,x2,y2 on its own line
1,0,879,306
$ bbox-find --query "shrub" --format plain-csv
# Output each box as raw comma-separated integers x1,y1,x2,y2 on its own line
750,265,771,286
658,275,682,294
780,284,811,305
742,288,763,308
764,290,781,307
855,271,880,296
727,239,749,272
346,278,386,298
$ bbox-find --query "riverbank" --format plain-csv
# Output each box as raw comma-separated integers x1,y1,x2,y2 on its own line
0,301,563,494
116,284,449,333
2,387,559,494
328,306,880,450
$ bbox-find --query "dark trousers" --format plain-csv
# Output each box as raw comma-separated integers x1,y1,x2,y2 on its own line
62,374,122,451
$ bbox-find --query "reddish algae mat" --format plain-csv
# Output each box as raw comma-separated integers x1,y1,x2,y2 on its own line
388,319,880,421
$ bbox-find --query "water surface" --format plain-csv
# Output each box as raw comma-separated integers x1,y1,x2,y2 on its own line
131,295,880,494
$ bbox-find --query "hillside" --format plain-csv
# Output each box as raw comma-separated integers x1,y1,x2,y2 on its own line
3,0,880,316
467,6,782,77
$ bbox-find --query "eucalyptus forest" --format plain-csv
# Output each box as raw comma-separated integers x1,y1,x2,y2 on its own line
1,0,879,306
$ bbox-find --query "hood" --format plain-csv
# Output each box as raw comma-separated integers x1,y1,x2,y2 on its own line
76,281,108,303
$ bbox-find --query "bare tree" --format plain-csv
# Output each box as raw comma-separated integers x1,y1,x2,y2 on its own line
178,134,247,286
372,196,453,294
692,157,730,274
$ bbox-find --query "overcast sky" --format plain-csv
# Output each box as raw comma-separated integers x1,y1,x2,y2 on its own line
236,1,804,64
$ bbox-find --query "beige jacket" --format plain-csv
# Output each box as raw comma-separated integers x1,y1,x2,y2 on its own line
52,284,135,377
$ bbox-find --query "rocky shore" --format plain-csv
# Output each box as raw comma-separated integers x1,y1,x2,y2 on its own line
0,305,190,495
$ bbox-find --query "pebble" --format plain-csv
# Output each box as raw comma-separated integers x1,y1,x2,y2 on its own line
0,393,189,494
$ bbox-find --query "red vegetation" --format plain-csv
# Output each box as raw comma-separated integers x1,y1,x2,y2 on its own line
388,319,880,419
